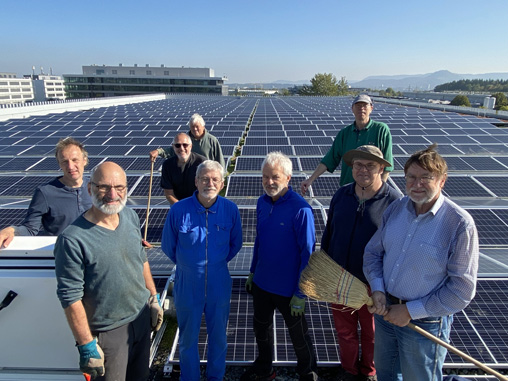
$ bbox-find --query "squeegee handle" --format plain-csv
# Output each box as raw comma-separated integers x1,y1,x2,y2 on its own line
408,322,507,380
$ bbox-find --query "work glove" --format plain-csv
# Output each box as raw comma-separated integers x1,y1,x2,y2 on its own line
290,295,306,317
77,338,104,379
245,273,254,294
149,294,164,331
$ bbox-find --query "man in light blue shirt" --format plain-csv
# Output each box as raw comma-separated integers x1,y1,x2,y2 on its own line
363,144,479,381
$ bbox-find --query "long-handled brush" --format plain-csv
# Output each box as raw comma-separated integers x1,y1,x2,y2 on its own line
299,249,508,381
142,160,155,248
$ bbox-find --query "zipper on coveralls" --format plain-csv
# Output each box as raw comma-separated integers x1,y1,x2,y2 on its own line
205,209,208,298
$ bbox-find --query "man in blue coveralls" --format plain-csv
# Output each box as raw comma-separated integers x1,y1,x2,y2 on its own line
242,151,318,381
161,160,242,381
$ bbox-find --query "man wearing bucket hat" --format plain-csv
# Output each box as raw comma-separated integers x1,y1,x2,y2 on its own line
321,145,400,381
363,144,479,381
300,94,393,195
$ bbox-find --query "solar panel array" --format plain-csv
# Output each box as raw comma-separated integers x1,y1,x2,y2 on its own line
1,96,507,375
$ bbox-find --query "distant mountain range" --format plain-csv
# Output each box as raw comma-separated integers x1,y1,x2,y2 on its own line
230,71,508,91
351,70,508,91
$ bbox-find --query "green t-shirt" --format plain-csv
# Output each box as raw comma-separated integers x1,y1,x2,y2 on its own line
54,207,150,332
320,119,393,186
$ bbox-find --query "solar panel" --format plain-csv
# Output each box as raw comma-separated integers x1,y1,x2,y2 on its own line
146,246,174,275
130,175,165,197
0,208,29,228
0,158,41,171
300,157,322,172
467,209,508,246
442,177,493,198
1,96,508,376
310,176,341,197
1,176,55,197
461,157,508,171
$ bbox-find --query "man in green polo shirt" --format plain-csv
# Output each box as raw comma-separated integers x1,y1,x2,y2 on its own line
300,94,393,194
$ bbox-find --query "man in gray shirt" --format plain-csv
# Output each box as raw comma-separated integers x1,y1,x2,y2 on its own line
54,162,163,380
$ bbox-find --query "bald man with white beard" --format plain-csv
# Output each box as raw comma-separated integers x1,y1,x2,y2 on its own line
54,162,163,381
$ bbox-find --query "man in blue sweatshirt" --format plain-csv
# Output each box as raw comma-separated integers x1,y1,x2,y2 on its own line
242,152,318,381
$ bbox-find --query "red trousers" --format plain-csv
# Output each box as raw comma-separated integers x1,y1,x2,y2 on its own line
331,303,376,377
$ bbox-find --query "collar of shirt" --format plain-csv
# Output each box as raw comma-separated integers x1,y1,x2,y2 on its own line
353,118,373,132
405,192,445,218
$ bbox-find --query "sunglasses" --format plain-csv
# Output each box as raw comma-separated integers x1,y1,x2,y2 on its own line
173,143,190,148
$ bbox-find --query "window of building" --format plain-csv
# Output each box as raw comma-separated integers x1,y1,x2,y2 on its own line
129,70,135,75
146,70,152,75
96,70,105,75
112,70,117,74
164,71,169,76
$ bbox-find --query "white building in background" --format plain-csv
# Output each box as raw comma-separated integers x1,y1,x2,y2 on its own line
30,75,66,102
64,64,228,98
0,73,34,105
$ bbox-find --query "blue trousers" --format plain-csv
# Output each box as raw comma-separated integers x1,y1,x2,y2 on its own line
174,267,232,381
374,313,452,381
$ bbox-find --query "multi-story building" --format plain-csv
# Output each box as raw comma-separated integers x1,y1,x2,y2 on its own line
0,73,34,105
30,75,66,102
64,64,228,98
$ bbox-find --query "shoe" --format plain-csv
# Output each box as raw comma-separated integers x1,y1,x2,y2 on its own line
359,375,377,381
240,367,276,381
299,371,319,380
340,371,358,381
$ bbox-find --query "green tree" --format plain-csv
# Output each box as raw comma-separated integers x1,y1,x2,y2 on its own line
337,76,349,96
491,92,508,110
300,73,339,96
450,95,471,107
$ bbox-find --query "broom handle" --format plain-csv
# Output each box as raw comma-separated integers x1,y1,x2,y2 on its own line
407,322,507,380
143,160,155,242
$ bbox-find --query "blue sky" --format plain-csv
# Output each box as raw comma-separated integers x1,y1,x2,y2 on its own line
1,0,507,83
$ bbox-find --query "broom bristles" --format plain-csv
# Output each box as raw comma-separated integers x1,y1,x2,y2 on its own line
299,249,373,310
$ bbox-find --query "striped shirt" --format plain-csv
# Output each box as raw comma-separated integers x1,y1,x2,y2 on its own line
363,194,479,320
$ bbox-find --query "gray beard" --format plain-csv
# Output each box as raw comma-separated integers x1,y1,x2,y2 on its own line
92,193,127,215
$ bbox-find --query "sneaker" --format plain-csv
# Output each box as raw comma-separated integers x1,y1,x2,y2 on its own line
240,367,276,381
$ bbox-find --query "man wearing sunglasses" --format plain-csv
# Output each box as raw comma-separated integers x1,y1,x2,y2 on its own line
149,113,225,169
160,133,206,205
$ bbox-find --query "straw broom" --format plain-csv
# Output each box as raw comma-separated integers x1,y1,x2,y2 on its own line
300,249,372,310
299,249,508,381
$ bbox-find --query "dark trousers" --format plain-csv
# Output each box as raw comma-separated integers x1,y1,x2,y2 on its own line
251,282,318,377
94,305,151,381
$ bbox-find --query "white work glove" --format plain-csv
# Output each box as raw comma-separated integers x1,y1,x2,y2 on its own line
149,294,163,331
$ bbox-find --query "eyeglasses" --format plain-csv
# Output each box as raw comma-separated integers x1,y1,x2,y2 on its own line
173,143,190,149
198,177,223,185
354,103,371,109
405,175,435,184
91,182,127,193
352,162,379,172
